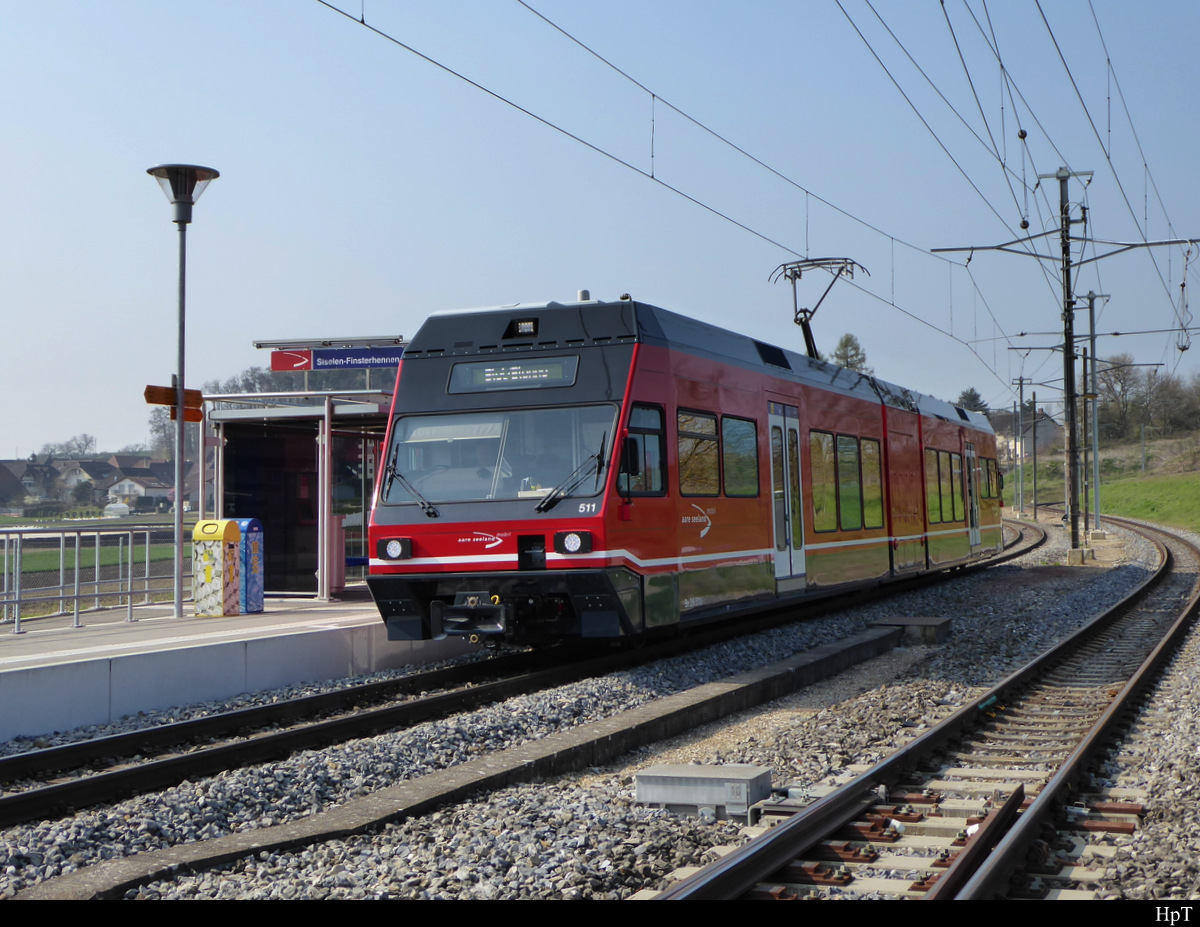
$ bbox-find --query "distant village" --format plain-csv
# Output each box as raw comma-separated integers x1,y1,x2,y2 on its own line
1,365,393,519
0,454,198,517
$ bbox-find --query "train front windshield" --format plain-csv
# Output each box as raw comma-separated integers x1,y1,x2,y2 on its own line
380,405,618,507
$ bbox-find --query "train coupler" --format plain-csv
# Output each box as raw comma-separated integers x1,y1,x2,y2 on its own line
430,591,509,639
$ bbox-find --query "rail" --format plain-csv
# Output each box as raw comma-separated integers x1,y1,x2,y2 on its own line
0,523,191,632
956,516,1200,898
658,518,1176,900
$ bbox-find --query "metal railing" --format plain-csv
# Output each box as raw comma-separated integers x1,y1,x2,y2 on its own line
0,523,191,632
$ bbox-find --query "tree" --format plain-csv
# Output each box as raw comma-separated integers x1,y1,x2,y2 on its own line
1140,370,1194,437
955,387,990,414
1096,353,1142,442
147,407,199,462
148,407,173,459
831,334,872,374
40,433,97,458
201,363,397,399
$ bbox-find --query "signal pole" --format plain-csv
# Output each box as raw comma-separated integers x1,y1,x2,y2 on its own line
1032,391,1039,514
1045,167,1091,553
1082,291,1108,536
1011,376,1030,515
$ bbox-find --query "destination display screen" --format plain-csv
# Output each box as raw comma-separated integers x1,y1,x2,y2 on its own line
448,355,579,393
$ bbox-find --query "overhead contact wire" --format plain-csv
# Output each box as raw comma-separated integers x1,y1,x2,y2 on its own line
316,0,1012,378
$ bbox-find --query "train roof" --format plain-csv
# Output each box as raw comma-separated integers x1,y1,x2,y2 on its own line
409,297,993,434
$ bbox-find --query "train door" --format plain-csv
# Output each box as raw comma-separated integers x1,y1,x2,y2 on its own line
885,409,926,574
965,442,982,550
768,402,806,591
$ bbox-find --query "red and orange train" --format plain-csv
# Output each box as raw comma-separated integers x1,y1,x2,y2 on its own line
367,296,1003,644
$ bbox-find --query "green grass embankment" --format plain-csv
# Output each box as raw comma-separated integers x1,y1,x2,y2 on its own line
1097,474,1200,533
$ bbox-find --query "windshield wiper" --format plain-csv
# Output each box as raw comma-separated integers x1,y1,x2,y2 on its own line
534,432,607,513
383,447,440,518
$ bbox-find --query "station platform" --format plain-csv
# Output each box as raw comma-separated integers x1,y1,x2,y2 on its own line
0,587,472,743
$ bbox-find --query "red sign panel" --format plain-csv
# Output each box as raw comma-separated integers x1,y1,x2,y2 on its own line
271,349,313,371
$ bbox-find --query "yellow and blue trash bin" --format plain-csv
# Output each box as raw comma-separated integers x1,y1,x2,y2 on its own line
193,520,241,617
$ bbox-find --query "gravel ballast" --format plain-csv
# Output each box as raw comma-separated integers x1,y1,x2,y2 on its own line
3,518,1175,900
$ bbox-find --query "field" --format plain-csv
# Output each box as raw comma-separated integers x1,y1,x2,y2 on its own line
1098,474,1200,531
2,514,199,618
1016,432,1200,533
15,539,183,574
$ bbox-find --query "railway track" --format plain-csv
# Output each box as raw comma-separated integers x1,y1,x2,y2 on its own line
2,524,1043,835
9,523,1049,899
656,515,1197,900
0,646,611,829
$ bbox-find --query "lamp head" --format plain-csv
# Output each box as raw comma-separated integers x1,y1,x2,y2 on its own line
147,164,219,224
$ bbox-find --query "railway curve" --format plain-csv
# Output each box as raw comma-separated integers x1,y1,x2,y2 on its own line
656,516,1198,900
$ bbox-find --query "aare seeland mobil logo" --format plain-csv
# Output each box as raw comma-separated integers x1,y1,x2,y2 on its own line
456,531,506,549
683,504,713,538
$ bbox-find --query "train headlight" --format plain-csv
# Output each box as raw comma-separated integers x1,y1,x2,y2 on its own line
377,537,412,560
553,531,593,554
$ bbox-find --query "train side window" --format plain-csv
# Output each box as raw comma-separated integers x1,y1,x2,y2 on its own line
986,458,999,497
788,430,802,550
772,427,787,550
837,435,862,531
678,410,720,496
950,452,964,521
939,451,955,523
618,404,665,495
810,431,837,532
925,448,942,523
862,438,883,528
721,417,758,497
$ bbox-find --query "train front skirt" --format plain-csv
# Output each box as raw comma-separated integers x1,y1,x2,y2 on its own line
367,568,640,643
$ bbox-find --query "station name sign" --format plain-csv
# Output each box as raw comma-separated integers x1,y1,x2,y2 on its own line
270,347,405,371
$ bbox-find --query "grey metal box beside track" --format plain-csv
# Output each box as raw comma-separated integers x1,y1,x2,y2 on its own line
635,764,771,819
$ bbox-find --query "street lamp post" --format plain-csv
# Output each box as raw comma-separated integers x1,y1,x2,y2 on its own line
147,164,219,618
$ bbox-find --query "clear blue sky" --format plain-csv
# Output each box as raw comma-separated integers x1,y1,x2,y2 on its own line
4,1,1199,456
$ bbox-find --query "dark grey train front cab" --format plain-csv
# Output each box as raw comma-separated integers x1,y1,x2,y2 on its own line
368,302,651,644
